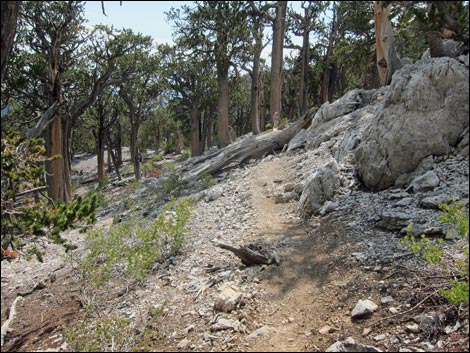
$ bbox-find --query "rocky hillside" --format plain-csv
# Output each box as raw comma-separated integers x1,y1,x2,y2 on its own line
1,55,468,352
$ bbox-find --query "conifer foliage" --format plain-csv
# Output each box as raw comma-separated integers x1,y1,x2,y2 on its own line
1,132,99,255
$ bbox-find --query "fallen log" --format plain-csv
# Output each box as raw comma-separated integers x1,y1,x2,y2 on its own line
181,107,316,184
216,243,276,266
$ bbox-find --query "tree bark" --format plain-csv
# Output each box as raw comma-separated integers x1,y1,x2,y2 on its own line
190,101,202,157
97,135,106,184
299,27,309,116
106,132,121,180
120,89,142,180
115,121,123,166
374,1,402,86
62,117,73,202
217,63,231,147
298,4,312,117
259,70,265,131
0,1,21,85
250,20,263,134
270,1,288,127
45,114,65,202
320,3,338,103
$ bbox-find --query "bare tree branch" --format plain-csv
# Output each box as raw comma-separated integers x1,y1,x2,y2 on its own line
26,101,59,139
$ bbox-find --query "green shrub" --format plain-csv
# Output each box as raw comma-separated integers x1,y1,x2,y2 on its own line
64,314,132,352
150,153,164,162
163,161,176,172
197,173,218,190
162,174,187,197
401,201,469,305
80,198,193,287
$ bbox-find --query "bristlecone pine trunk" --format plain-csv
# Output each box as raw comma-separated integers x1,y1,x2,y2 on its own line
374,1,402,86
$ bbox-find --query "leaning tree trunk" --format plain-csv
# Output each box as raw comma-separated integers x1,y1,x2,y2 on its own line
181,106,316,184
374,1,402,86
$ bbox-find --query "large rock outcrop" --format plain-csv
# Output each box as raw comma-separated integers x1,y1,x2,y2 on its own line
298,56,468,214
355,57,469,191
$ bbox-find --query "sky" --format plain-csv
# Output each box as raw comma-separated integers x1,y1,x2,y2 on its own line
84,1,188,46
83,1,304,59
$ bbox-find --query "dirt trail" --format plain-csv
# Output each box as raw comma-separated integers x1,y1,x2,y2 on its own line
235,158,366,352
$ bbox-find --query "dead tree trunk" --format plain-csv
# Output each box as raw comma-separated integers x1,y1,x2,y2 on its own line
181,106,316,184
374,1,402,86
216,243,275,266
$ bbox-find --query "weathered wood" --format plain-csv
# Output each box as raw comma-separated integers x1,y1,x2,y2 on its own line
216,243,274,266
181,107,316,184
374,2,402,86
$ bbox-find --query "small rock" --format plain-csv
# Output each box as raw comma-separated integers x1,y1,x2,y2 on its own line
210,318,241,332
177,338,191,349
405,323,421,334
283,183,296,192
205,186,224,202
362,327,371,336
184,325,195,335
326,337,382,352
406,171,440,193
381,296,395,304
420,194,454,209
319,325,336,334
389,307,399,314
444,321,461,334
274,191,298,204
413,312,442,331
214,285,243,313
319,201,339,216
246,325,271,339
351,299,379,319
395,197,414,207
373,334,386,341
377,210,413,231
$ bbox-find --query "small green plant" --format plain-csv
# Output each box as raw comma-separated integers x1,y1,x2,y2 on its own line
197,173,218,190
129,180,141,190
64,314,132,352
178,149,191,161
150,153,164,162
162,174,187,197
401,225,444,265
401,201,469,305
80,198,193,287
27,246,44,262
163,161,176,172
439,199,469,239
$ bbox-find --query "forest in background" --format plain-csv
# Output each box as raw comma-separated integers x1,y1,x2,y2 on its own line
1,1,469,251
